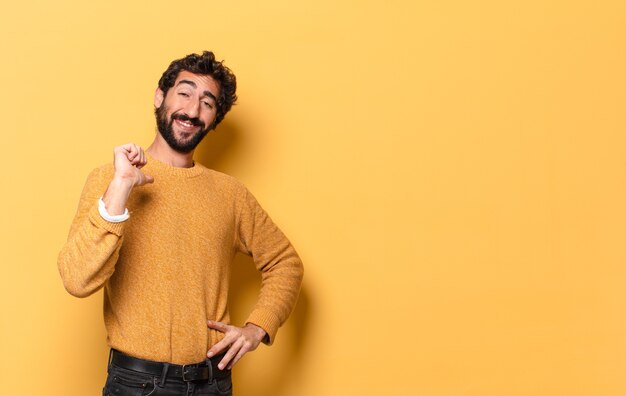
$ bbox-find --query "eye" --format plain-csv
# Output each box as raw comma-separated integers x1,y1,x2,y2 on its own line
202,101,213,109
178,92,190,97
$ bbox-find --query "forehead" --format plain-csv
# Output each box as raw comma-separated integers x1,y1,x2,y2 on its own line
174,70,220,97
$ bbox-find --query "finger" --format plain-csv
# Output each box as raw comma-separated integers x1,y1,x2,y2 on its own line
226,345,248,370
132,146,141,164
136,148,147,168
142,174,154,184
129,144,140,163
206,320,230,333
119,143,136,152
125,144,138,161
218,338,243,370
121,143,137,155
114,145,132,158
207,337,233,358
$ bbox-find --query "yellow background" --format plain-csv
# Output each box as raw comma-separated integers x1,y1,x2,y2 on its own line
1,0,625,395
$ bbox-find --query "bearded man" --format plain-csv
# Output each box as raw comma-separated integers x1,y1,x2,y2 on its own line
58,51,304,396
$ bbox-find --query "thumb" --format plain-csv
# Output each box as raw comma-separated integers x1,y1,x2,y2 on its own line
144,174,155,184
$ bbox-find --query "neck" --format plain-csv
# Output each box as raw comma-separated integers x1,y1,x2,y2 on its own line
146,134,195,168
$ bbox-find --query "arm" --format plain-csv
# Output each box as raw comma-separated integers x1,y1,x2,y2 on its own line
207,185,304,369
57,143,153,297
235,187,304,343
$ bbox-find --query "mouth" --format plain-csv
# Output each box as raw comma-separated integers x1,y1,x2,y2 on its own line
174,118,201,134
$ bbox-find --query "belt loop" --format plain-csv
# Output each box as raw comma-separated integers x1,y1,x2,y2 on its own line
107,349,113,370
206,359,214,383
158,363,170,387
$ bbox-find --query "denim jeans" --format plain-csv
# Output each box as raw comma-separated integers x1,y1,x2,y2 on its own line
102,355,233,396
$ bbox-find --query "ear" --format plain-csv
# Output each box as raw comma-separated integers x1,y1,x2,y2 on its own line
154,88,165,108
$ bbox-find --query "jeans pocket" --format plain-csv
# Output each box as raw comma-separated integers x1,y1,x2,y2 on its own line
214,374,233,394
105,366,156,396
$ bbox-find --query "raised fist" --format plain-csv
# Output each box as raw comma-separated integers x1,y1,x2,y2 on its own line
113,143,154,187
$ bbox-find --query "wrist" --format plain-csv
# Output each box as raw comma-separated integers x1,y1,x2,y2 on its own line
102,177,133,216
112,173,137,188
245,323,267,342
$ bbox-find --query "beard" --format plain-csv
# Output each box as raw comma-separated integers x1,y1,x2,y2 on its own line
155,104,212,154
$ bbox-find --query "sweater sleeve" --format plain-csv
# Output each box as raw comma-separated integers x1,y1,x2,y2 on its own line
234,185,304,345
57,167,126,298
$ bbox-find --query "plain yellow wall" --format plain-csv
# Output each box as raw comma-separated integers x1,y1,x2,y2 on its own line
1,0,626,395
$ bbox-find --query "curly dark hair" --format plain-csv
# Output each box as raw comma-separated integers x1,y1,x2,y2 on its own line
157,51,237,129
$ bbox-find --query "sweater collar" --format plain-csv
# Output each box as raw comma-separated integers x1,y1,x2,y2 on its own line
145,153,205,178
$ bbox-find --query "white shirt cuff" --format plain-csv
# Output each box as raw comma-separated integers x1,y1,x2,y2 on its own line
98,197,129,223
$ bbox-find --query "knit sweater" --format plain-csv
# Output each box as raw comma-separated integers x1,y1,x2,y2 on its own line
58,154,303,365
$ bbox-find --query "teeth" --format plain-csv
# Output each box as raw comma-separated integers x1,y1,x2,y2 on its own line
178,120,194,127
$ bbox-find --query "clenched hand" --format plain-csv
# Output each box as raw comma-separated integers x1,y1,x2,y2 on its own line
113,143,153,187
102,143,154,216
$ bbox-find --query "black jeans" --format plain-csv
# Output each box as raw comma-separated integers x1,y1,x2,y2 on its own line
102,353,233,396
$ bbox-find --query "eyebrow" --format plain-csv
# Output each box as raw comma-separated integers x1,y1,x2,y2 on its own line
177,80,217,101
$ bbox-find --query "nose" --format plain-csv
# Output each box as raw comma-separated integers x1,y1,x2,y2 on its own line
184,100,200,118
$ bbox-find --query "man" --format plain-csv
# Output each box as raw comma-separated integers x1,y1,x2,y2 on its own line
58,51,304,396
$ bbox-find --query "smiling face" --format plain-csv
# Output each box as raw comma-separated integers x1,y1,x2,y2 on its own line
154,70,221,153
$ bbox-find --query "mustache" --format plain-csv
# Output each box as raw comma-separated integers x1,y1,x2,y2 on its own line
171,113,206,129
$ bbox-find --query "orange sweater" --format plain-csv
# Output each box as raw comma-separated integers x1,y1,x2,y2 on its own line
58,155,303,364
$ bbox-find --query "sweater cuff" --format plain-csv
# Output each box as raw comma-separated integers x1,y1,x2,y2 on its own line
98,197,129,222
88,202,126,236
245,310,281,345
